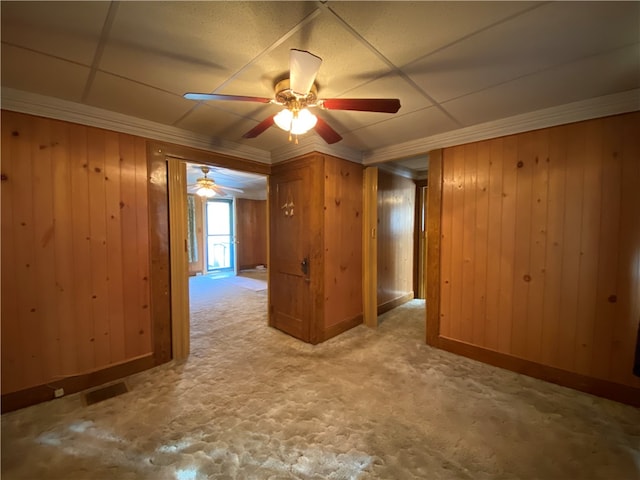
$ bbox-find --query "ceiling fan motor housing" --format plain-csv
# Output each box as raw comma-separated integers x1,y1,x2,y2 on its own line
274,79,318,111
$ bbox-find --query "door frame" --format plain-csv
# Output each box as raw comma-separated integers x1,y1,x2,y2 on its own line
362,166,378,328
149,141,270,360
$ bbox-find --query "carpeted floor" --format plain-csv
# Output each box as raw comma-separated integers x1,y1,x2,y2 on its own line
2,271,639,479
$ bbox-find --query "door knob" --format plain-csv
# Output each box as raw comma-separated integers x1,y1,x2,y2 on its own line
300,257,309,275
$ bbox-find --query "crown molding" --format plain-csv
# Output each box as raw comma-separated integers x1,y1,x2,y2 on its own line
0,88,272,164
3,87,638,168
269,133,363,164
362,88,640,165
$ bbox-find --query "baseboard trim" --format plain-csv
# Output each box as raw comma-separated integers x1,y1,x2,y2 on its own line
435,336,640,407
1,355,156,413
321,314,363,343
378,292,414,316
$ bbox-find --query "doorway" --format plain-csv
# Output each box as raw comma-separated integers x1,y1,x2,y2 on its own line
205,198,235,274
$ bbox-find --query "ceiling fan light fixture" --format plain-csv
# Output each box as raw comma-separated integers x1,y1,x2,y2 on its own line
196,186,216,198
274,108,317,135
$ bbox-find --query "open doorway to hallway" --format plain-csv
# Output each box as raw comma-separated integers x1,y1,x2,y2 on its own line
184,161,269,344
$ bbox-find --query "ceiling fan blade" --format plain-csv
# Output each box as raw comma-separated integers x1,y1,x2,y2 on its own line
242,115,275,139
217,184,244,193
184,92,272,103
289,49,322,96
314,117,342,144
320,98,401,113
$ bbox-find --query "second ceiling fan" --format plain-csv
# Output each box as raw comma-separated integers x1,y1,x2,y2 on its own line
184,49,401,144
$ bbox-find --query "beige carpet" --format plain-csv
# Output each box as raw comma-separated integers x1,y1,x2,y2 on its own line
2,272,639,479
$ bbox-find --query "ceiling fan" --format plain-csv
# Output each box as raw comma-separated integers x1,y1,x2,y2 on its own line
184,49,401,144
188,166,244,198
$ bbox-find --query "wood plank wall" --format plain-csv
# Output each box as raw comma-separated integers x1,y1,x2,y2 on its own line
1,111,153,395
236,198,267,270
437,112,640,393
377,170,415,312
323,155,363,334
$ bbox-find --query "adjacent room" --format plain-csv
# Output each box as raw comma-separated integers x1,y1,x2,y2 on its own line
1,1,639,479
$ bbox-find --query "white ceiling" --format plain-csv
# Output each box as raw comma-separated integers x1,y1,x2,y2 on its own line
1,1,639,179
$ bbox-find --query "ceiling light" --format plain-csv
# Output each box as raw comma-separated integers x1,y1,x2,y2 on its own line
274,108,317,135
196,186,216,198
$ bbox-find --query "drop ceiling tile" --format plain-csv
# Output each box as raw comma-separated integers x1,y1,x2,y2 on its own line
329,1,540,67
176,102,276,141
339,106,460,151
0,1,109,64
85,72,194,126
442,44,640,127
218,11,394,100
1,45,90,102
408,1,640,103
102,2,319,96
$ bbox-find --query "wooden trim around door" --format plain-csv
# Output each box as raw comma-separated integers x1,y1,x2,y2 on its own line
362,167,378,328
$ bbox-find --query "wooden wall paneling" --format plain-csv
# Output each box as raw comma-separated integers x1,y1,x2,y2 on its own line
573,120,603,375
134,137,152,355
147,144,172,364
590,117,622,380
119,135,141,358
426,149,443,345
460,143,478,344
448,145,465,340
322,156,363,331
87,128,111,366
611,113,640,385
376,170,415,312
439,148,454,338
525,129,550,361
13,115,44,390
496,136,518,354
236,198,267,270
105,132,126,363
556,123,585,371
471,141,490,346
32,117,60,383
510,132,535,358
540,126,567,367
483,138,505,350
50,121,78,375
1,115,23,392
69,122,96,372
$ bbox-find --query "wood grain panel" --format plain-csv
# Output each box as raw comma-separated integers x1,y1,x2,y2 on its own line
1,116,24,389
376,170,415,311
134,137,152,355
483,138,505,350
435,111,640,397
448,146,465,340
51,121,78,375
610,113,640,385
69,122,96,373
472,141,490,346
525,129,550,362
496,136,517,354
236,198,267,270
323,155,363,330
32,116,60,382
1,111,155,395
510,132,534,358
460,143,477,344
439,149,454,338
87,128,111,367
541,126,567,367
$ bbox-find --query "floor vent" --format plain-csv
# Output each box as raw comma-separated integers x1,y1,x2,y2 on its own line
83,382,129,406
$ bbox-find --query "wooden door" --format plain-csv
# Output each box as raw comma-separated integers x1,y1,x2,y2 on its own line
269,161,318,342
